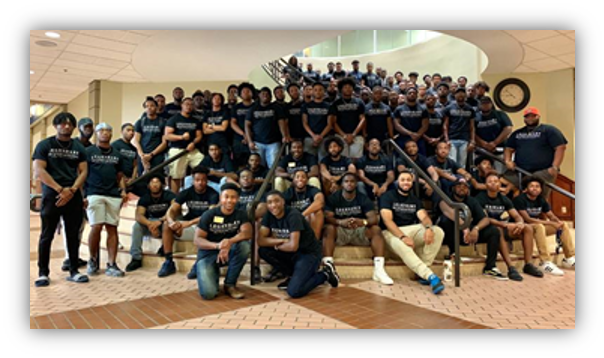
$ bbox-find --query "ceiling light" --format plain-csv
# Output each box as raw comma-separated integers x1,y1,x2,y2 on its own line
45,31,61,39
30,70,34,75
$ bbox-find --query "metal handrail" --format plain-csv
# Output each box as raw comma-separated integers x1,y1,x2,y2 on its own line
30,194,42,212
261,58,318,87
388,139,472,287
126,149,188,188
248,143,287,285
474,147,575,200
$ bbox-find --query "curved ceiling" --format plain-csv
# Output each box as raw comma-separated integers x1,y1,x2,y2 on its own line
30,30,574,104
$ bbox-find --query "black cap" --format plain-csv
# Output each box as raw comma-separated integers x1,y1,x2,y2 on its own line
452,176,471,187
409,71,419,78
479,96,493,104
78,117,93,128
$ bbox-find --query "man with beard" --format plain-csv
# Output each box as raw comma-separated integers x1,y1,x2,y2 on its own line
388,91,399,113
435,82,451,113
362,62,381,89
273,85,287,107
333,62,347,80
360,88,372,106
165,87,185,117
329,78,366,160
153,94,171,120
423,93,445,157
349,60,363,83
424,74,434,96
302,82,332,160
396,140,438,198
474,81,490,102
198,144,237,193
443,87,477,168
428,141,472,196
357,138,395,201
226,84,239,111
77,117,94,148
320,136,357,195
133,97,168,179
466,85,478,108
303,63,321,83
202,93,231,155
321,62,335,82
111,123,141,195
284,84,307,141
364,87,394,143
283,170,325,239
470,156,514,197
326,79,338,103
275,139,320,192
393,87,429,154
475,97,513,172
230,83,255,167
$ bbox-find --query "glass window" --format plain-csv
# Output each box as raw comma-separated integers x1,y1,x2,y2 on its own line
340,30,374,56
307,37,337,57
377,30,409,52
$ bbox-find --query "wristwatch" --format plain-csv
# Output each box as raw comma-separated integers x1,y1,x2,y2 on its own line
424,224,433,230
215,243,220,250
363,219,368,226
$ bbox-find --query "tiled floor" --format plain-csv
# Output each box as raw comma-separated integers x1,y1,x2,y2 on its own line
30,216,575,330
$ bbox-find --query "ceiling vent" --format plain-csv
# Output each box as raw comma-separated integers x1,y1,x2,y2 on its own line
35,40,58,47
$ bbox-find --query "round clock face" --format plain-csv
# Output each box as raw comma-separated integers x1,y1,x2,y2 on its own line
493,78,531,113
499,83,525,108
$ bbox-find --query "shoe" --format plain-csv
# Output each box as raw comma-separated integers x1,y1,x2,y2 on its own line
186,263,197,280
561,256,575,270
158,260,176,277
61,259,70,272
126,259,143,272
372,268,394,285
322,261,340,288
523,263,544,278
428,274,445,294
87,258,99,275
277,278,291,291
262,267,285,283
507,267,523,282
66,272,89,283
483,267,509,281
253,266,262,283
105,263,125,277
35,275,50,287
539,261,564,276
224,285,245,299
416,274,430,286
78,258,87,268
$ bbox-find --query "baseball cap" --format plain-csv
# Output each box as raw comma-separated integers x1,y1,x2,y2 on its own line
523,107,540,117
452,176,471,187
95,123,113,132
78,117,93,128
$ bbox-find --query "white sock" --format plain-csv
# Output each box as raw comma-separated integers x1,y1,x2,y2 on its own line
322,257,333,265
374,257,385,269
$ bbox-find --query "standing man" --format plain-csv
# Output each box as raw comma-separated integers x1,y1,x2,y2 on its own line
284,83,307,141
321,62,335,82
393,87,429,153
443,87,477,168
202,93,231,155
349,60,363,83
333,62,347,80
475,97,513,172
423,93,445,157
303,63,320,83
111,123,140,196
301,82,332,160
230,83,255,168
361,62,380,89
133,97,168,178
329,78,366,160
364,87,394,143
165,87,185,117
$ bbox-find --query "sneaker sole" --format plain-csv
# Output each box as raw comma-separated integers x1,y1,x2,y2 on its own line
483,273,509,281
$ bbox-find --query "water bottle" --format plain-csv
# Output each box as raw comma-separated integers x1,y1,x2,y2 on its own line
443,256,453,283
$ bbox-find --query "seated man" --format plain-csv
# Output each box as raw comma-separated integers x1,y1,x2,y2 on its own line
357,138,395,201
192,144,237,193
380,171,445,294
428,141,472,196
396,140,438,198
320,136,356,195
127,175,176,272
437,177,508,280
470,156,514,196
323,173,393,285
194,183,252,300
513,176,575,275
274,139,321,192
228,152,269,187
283,170,325,239
236,168,268,283
475,172,543,280
259,191,339,298
159,166,219,278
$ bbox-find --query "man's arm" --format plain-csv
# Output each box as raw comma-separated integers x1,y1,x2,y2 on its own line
164,126,185,142
492,126,513,147
276,231,301,252
381,209,405,238
258,226,288,247
33,159,62,192
352,114,366,137
135,206,152,226
302,192,325,217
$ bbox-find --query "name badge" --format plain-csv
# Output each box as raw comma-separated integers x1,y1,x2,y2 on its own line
213,216,224,224
288,162,296,168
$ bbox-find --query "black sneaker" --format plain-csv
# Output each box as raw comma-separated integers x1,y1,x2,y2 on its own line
523,263,544,278
186,263,197,280
126,258,143,272
322,261,340,288
158,260,176,277
483,267,509,281
263,267,285,283
277,277,291,291
507,266,523,282
61,259,70,272
253,266,262,283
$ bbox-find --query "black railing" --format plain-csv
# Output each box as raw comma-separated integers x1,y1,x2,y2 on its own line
248,143,288,285
388,139,472,287
261,58,318,87
474,147,575,200
126,149,189,189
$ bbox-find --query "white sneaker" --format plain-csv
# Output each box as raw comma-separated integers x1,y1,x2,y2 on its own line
539,261,564,276
372,268,394,285
561,256,575,270
373,257,394,286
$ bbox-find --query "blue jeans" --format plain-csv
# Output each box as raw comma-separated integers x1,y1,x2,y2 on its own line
448,139,468,168
259,247,326,299
183,175,228,192
253,142,280,168
130,219,161,260
196,241,251,300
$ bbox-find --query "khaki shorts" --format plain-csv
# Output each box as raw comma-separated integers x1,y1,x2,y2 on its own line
336,227,370,246
168,148,204,179
87,195,122,226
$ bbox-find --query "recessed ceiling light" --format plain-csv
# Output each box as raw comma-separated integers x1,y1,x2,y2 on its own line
30,70,34,75
45,31,61,39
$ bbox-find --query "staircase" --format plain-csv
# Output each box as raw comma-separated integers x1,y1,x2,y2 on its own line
78,195,575,282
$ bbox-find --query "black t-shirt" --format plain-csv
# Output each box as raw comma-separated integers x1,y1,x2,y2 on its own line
134,116,166,154
357,154,393,185
198,206,249,244
456,196,487,227
285,100,308,139
428,156,461,176
513,193,551,218
201,155,235,183
325,190,374,220
506,124,568,172
443,102,476,141
397,154,431,176
362,72,381,89
379,190,423,227
393,103,429,136
365,102,392,142
237,186,263,210
166,113,200,149
329,97,365,134
333,70,347,80
246,102,285,144
283,186,321,213
475,110,513,147
32,137,87,195
204,109,231,150
320,155,353,177
475,191,514,222
261,207,321,255
175,186,219,221
425,110,444,139
85,146,124,198
111,139,137,178
231,102,254,141
278,153,318,176
301,101,331,135
304,71,321,82
164,102,182,117
137,190,176,219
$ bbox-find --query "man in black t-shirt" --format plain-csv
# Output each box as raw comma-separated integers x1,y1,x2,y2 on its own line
165,87,184,117
329,78,366,160
428,141,472,196
202,93,231,155
393,87,429,155
133,97,167,178
423,93,445,157
32,112,89,286
443,87,476,168
259,191,339,298
364,87,394,143
196,144,237,193
361,62,380,89
302,82,332,160
275,139,321,192
475,97,513,172
283,170,325,239
127,175,176,272
320,136,357,195
284,84,307,141
470,156,515,197
112,123,142,196
195,184,253,300
230,83,255,167
323,173,394,285
397,141,438,198
357,138,395,201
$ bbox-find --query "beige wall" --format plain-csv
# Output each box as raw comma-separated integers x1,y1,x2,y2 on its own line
483,68,575,179
67,89,89,121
